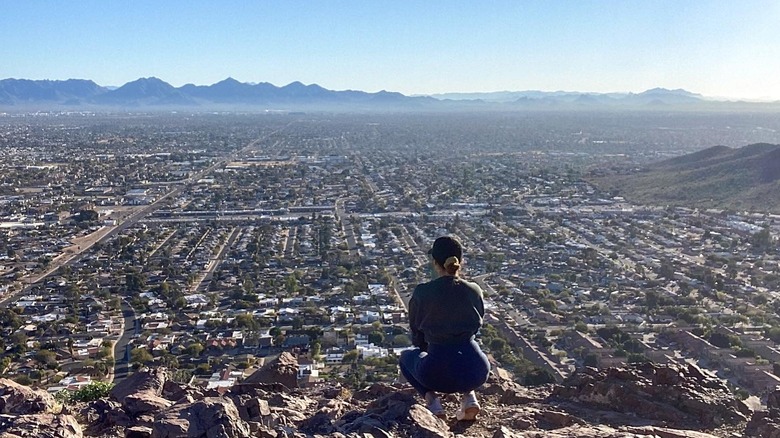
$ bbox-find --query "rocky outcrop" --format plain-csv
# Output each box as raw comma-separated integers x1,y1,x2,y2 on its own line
108,368,173,417
152,397,251,438
0,379,57,415
745,386,780,437
110,368,167,401
242,352,298,389
0,361,767,437
0,379,83,438
553,363,750,429
0,413,83,438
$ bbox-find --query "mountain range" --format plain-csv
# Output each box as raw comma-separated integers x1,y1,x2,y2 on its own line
588,143,780,212
1,77,779,111
0,77,425,110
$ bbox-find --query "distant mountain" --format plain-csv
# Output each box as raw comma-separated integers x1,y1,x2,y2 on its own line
0,77,435,110
0,78,778,111
589,143,780,212
430,88,713,108
94,77,194,106
0,78,103,105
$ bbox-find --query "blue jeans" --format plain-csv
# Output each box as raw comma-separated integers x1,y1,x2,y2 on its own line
399,339,490,396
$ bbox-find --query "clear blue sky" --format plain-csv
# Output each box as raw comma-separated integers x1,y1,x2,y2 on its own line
2,1,779,100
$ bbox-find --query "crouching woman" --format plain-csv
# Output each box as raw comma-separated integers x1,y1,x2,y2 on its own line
399,236,490,421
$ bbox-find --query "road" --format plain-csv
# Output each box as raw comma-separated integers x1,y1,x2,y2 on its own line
112,299,138,383
192,227,239,293
335,198,359,259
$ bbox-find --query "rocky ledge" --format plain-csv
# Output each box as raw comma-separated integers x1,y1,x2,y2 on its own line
0,355,777,437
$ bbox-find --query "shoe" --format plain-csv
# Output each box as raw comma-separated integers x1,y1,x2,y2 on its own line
456,391,480,421
424,391,446,419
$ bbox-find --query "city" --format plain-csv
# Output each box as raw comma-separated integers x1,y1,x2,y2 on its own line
2,111,780,407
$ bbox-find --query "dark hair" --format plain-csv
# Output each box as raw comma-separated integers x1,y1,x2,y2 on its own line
428,236,463,276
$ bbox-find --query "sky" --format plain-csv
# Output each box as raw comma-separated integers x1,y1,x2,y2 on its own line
2,1,780,100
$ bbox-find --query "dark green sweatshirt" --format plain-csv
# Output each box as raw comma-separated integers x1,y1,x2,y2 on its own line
408,276,485,351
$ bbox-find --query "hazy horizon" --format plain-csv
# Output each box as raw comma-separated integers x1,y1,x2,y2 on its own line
2,1,780,100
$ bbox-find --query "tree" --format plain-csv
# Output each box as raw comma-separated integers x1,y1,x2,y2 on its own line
583,353,599,367
392,334,412,347
184,343,204,356
342,349,359,364
645,290,659,310
311,341,322,359
35,349,57,366
659,259,676,280
130,347,154,365
751,227,773,252
235,313,259,331
490,338,507,352
368,331,385,346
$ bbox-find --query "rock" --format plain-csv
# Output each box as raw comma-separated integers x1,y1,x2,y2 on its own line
624,426,725,437
745,410,780,437
253,398,271,417
0,413,82,438
232,382,289,398
769,386,780,411
364,392,416,422
152,397,250,438
536,409,582,428
73,399,131,434
497,383,543,405
161,381,188,401
111,368,168,401
553,363,749,428
265,391,317,418
408,405,452,438
0,379,57,415
123,392,174,416
126,425,153,438
299,398,350,435
321,386,348,400
352,383,399,401
243,353,299,389
150,417,189,438
653,366,684,385
493,426,524,438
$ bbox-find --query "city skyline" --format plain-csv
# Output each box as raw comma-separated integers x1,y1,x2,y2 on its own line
2,1,780,100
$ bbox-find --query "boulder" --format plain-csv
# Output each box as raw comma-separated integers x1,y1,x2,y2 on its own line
243,353,299,389
111,368,168,401
152,397,250,438
0,379,57,415
72,399,131,434
0,413,82,438
123,392,174,416
408,405,452,438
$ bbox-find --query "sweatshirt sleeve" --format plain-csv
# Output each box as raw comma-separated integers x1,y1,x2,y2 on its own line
408,289,428,351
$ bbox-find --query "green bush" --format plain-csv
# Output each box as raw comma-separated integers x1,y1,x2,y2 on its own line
56,381,115,403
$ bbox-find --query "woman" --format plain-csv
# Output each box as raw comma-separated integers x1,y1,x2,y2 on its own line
399,236,490,421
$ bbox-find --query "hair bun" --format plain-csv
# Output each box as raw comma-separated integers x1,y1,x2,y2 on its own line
444,256,460,269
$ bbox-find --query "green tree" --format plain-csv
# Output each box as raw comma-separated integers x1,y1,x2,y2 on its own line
130,347,154,365
392,334,412,347
368,331,385,346
342,349,359,364
184,343,204,356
